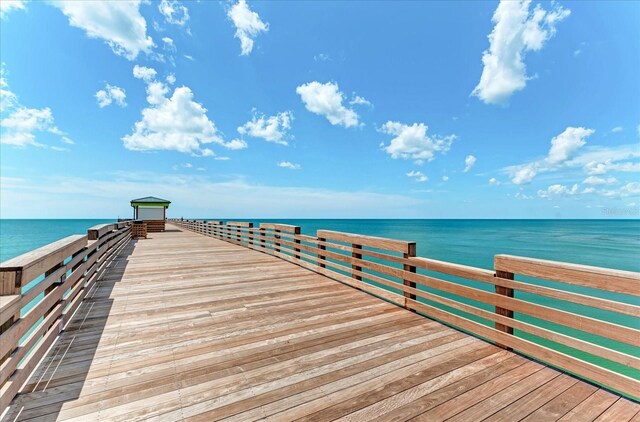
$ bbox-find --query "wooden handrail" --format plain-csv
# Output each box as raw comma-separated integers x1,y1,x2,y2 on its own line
317,229,415,253
167,218,640,400
0,235,87,285
495,254,640,295
0,222,131,409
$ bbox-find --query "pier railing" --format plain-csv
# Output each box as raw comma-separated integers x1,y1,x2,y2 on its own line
169,219,640,400
0,222,131,408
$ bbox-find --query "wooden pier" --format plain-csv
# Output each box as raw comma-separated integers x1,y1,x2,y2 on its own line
1,220,638,421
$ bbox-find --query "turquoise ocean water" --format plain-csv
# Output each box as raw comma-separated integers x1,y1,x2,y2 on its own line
3,219,638,271
1,219,639,397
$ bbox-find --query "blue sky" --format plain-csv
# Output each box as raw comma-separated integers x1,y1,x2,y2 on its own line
1,0,639,219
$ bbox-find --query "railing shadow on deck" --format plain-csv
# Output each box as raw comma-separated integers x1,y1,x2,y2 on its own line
0,223,133,420
7,240,136,421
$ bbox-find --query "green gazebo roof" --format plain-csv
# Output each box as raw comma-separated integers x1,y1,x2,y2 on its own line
130,196,171,207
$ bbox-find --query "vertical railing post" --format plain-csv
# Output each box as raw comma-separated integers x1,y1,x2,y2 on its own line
318,236,326,268
0,269,22,363
247,223,254,246
494,268,515,349
274,229,281,253
352,244,362,281
236,225,241,243
294,227,301,259
260,228,266,250
403,243,417,312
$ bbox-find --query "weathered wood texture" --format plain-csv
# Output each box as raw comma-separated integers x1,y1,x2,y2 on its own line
131,221,147,239
4,225,637,421
0,222,131,411
144,220,166,233
169,219,640,400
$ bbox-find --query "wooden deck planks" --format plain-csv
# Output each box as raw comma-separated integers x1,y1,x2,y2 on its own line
4,225,638,421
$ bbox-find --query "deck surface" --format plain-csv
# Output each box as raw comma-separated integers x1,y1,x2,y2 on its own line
5,225,639,421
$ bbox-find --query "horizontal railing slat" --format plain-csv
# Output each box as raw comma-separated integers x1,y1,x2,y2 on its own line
405,298,640,398
0,235,87,285
495,254,640,296
317,229,414,253
0,296,20,328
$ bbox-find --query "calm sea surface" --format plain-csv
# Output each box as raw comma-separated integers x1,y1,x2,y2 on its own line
1,218,639,395
2,219,639,271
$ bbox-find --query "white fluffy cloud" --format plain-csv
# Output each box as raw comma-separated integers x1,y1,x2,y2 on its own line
508,127,595,184
51,1,154,60
583,182,640,199
133,65,157,82
612,182,640,198
584,159,640,175
224,139,248,150
1,0,25,19
489,177,501,186
379,121,455,164
123,66,241,155
464,155,477,172
538,183,579,198
122,86,219,153
510,138,639,199
95,84,126,108
472,0,570,104
227,0,268,55
583,176,617,186
278,161,301,170
159,0,189,26
583,161,607,175
145,81,169,105
2,108,56,147
350,95,372,107
1,64,69,148
406,170,428,182
238,110,293,145
0,65,17,111
296,81,360,128
511,165,537,184
547,127,593,163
